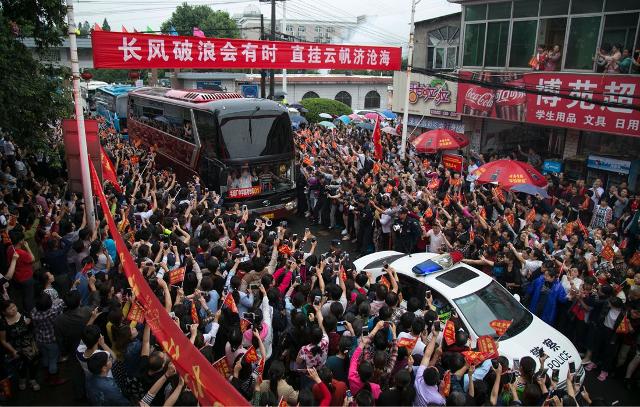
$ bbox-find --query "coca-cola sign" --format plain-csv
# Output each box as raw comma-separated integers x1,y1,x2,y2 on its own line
464,86,494,111
495,89,526,105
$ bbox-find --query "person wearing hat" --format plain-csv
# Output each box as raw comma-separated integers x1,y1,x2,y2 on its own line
392,208,421,254
86,352,130,405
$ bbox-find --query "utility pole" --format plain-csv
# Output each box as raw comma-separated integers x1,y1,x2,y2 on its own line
260,14,266,98
281,1,287,100
269,0,276,98
400,0,420,160
66,1,95,233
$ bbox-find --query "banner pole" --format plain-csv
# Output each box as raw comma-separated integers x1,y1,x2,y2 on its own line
400,0,420,160
66,1,95,234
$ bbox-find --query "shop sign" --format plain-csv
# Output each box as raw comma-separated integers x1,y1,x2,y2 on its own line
196,80,222,90
442,153,464,172
240,84,259,98
542,160,563,174
456,71,640,138
587,155,631,174
393,72,459,119
407,115,464,133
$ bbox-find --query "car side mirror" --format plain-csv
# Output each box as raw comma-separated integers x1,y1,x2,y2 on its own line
513,293,521,303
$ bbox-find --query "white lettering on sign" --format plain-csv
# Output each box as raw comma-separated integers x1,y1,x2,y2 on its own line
535,78,562,107
261,44,277,63
366,49,378,65
556,112,566,122
566,113,576,124
595,116,606,127
291,45,305,63
197,41,215,62
546,350,572,369
628,120,639,131
220,41,237,61
566,79,597,110
241,43,258,62
324,47,336,64
616,118,626,129
118,37,142,61
379,50,390,66
148,39,169,61
584,115,595,126
353,48,365,64
603,82,635,113
465,87,493,108
172,40,193,61
339,47,351,64
308,46,321,63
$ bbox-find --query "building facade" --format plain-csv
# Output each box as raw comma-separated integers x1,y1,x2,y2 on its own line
233,5,362,43
23,37,94,69
450,0,640,191
413,12,462,71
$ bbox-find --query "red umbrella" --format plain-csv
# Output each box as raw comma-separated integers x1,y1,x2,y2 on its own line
411,129,469,153
364,112,382,120
473,159,547,188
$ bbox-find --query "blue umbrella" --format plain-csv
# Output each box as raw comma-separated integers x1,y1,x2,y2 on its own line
357,122,374,131
318,121,337,129
290,115,307,124
378,109,397,120
511,183,550,198
337,115,351,124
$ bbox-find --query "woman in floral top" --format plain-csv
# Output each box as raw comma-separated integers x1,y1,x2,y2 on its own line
296,305,329,370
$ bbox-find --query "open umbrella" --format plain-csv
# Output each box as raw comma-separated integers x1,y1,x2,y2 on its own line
357,122,374,131
474,159,547,188
378,109,397,120
364,112,381,120
412,129,469,153
382,126,398,136
289,103,308,113
290,115,308,125
348,113,363,122
318,121,336,129
336,115,351,124
288,107,300,116
511,183,550,198
319,113,333,119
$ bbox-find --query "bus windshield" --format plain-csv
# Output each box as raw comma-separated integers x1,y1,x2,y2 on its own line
218,112,293,159
224,161,294,199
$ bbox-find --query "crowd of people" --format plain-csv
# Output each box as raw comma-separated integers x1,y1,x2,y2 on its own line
0,114,638,407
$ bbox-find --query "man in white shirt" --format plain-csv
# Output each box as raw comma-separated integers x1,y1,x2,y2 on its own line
426,224,448,253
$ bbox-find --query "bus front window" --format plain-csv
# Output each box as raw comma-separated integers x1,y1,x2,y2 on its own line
224,161,294,199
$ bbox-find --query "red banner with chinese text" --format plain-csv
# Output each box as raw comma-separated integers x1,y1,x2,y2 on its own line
441,153,464,173
228,186,262,199
456,71,640,138
91,31,402,71
88,161,248,407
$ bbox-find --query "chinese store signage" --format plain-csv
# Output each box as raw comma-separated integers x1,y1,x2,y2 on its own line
393,72,459,119
456,71,640,138
91,31,401,71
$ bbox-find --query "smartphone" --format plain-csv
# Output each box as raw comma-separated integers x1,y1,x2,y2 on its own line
242,205,248,212
305,227,310,234
552,369,560,382
313,295,321,306
345,389,352,398
87,270,94,277
491,359,499,369
243,312,255,321
433,321,441,332
425,289,432,298
383,262,389,269
513,358,520,370
569,361,575,373
295,275,302,284
361,326,369,336
185,248,191,255
249,283,260,290
292,234,298,241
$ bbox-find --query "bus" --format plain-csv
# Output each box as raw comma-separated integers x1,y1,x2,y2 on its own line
94,85,136,133
127,87,296,218
80,80,108,113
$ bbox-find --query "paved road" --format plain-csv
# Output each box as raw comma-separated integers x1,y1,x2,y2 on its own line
8,214,639,405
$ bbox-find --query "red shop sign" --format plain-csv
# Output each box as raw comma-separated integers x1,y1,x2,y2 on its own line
442,153,464,173
228,186,261,199
91,31,402,71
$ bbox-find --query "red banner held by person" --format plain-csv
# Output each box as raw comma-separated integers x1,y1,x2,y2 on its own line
91,31,402,71
100,146,122,193
441,153,464,173
88,160,248,407
372,116,383,160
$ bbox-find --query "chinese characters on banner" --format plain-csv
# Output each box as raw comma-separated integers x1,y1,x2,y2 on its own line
91,31,402,71
227,186,262,199
456,71,640,138
392,72,460,119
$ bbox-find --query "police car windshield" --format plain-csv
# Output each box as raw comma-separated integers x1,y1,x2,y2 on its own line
453,280,532,339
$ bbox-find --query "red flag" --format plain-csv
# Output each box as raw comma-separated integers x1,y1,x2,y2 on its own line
223,292,238,313
339,264,347,282
469,225,475,242
397,336,419,352
243,346,259,363
443,194,451,207
278,396,288,407
373,117,382,160
191,301,199,325
616,312,633,334
494,187,506,203
93,23,102,31
428,178,441,190
439,370,451,397
576,218,588,235
601,245,615,262
526,208,536,223
100,146,122,193
373,161,381,175
81,260,94,274
443,320,456,346
425,207,434,218
476,335,498,358
127,301,145,323
380,275,391,290
506,213,515,227
240,318,252,333
479,207,487,220
169,267,186,285
193,27,205,38
489,319,512,336
256,357,266,383
462,350,492,366
212,356,230,378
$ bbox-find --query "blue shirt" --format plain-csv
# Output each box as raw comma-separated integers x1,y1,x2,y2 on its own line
104,239,116,263
86,375,130,405
74,272,90,306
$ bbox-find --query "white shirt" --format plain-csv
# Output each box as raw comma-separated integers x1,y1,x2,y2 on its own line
604,307,622,330
426,229,446,253
523,259,542,277
590,186,604,205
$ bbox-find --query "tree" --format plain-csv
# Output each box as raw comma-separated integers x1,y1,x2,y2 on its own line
160,3,239,38
0,1,72,157
102,18,111,31
300,98,352,124
79,20,90,36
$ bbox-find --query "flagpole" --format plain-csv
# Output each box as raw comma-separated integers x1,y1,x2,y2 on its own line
66,1,95,234
400,0,420,160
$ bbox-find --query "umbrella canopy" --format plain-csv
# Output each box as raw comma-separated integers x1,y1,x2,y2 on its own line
288,107,300,116
364,112,381,120
378,109,397,120
348,113,363,122
318,121,336,129
412,129,469,153
474,159,547,188
319,113,333,119
511,183,550,198
290,115,308,124
382,126,398,136
336,115,351,124
357,122,374,131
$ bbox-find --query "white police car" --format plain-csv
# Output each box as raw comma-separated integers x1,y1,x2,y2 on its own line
353,251,584,387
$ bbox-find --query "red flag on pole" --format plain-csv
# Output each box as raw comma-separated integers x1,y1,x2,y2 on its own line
193,27,205,38
100,146,122,193
489,319,512,336
439,370,451,397
223,292,238,313
443,320,456,346
373,117,383,160
212,357,230,378
243,346,259,363
476,335,498,358
169,267,186,285
191,301,199,325
121,25,128,33
93,23,102,31
127,301,145,323
397,336,419,352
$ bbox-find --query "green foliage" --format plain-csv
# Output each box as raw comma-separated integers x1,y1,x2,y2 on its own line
79,21,90,36
82,69,131,84
300,98,352,124
0,5,72,160
160,3,239,38
101,18,111,32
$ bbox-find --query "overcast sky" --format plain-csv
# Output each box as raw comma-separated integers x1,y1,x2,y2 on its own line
74,0,460,46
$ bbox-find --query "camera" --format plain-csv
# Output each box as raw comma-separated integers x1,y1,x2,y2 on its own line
313,295,321,306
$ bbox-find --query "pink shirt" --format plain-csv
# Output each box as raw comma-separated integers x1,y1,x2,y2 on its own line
348,346,381,399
